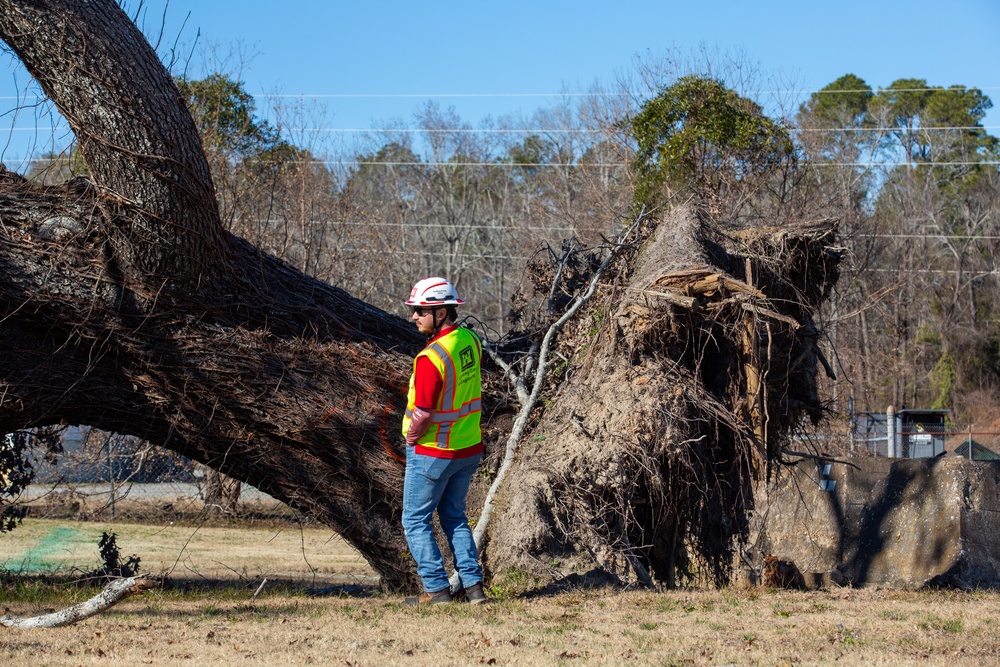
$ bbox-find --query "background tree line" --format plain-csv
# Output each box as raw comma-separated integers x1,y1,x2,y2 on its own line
26,60,1000,439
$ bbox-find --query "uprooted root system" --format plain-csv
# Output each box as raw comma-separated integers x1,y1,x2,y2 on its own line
486,205,841,588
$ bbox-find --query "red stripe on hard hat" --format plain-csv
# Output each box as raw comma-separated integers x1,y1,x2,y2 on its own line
421,281,449,295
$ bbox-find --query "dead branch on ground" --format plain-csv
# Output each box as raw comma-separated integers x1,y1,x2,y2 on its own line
0,577,159,629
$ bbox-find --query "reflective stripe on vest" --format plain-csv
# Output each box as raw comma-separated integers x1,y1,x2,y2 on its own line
402,327,482,451
403,399,483,423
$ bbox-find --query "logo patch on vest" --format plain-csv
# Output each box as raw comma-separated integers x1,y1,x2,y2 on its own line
459,345,475,371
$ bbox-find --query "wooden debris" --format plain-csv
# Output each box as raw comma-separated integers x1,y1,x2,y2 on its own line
1,577,159,629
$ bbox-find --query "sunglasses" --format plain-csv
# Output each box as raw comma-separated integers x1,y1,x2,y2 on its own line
412,307,437,317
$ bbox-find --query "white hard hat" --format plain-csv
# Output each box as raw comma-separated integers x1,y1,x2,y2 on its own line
405,277,464,306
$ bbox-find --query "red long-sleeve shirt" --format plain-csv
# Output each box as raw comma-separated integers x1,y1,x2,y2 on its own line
411,326,451,410
405,325,453,446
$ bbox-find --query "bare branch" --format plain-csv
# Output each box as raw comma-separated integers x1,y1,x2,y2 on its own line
471,209,648,553
0,577,159,629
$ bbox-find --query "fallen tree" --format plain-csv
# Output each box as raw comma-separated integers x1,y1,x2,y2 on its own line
0,0,842,593
0,0,422,590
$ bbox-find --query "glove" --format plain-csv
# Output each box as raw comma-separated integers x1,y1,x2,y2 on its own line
406,406,434,446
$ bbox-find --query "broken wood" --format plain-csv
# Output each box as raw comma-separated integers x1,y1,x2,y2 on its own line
0,577,159,629
743,258,765,467
649,270,765,304
630,287,700,309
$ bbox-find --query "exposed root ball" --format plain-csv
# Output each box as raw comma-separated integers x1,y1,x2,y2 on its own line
486,205,841,588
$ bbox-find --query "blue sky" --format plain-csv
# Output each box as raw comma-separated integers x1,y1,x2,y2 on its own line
1,0,998,166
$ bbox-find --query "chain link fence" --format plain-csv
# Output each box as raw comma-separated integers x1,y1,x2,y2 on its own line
13,427,296,522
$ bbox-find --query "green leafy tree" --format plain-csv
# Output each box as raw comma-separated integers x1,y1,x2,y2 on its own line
794,73,877,217
0,428,62,532
176,73,280,160
807,75,1000,414
797,74,874,165
800,74,872,128
629,75,794,211
871,79,996,168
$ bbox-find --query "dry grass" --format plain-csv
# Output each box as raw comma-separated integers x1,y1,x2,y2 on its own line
2,587,998,666
0,518,373,584
2,520,999,665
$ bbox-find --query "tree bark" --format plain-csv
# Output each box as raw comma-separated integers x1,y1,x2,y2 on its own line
0,0,423,591
202,468,241,513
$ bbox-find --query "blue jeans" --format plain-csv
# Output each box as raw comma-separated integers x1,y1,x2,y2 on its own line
402,447,483,593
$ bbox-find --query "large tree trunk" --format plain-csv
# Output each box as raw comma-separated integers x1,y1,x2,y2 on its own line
0,0,422,590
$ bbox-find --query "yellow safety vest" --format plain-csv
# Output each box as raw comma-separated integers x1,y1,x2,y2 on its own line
402,327,483,454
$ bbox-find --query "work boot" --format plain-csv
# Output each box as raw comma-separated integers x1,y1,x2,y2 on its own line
404,587,451,605
464,582,488,605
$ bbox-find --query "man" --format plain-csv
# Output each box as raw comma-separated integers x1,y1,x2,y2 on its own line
401,277,487,605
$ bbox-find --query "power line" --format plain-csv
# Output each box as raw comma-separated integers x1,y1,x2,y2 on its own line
328,248,533,261
259,93,602,99
11,156,1000,168
2,85,999,104
366,159,998,166
242,218,580,233
3,124,998,134
808,87,1000,95
872,234,1000,241
239,217,1000,238
289,159,1000,167
205,86,1000,99
308,124,999,134
283,128,599,134
866,268,1000,276
332,161,612,167
6,157,618,167
235,218,1000,243
794,125,999,133
0,125,593,134
267,248,1000,269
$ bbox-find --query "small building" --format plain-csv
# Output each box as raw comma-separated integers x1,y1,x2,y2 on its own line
948,437,1000,461
852,408,949,458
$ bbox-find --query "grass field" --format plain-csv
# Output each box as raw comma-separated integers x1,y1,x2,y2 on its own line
2,519,1000,666
0,517,373,584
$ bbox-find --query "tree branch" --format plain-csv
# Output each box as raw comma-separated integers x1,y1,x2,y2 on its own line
0,577,159,629
470,209,648,555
